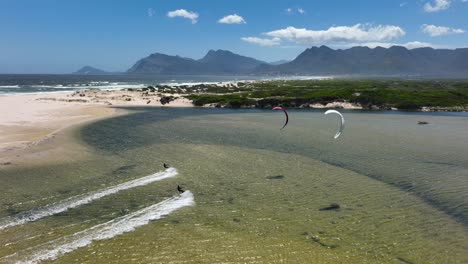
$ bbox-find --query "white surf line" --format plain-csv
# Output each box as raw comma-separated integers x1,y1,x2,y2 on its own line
2,191,195,264
0,168,178,231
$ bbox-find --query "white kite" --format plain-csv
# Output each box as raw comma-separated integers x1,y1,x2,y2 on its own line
324,110,345,139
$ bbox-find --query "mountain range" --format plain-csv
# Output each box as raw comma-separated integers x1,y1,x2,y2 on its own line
75,46,468,77
255,46,468,77
127,49,265,75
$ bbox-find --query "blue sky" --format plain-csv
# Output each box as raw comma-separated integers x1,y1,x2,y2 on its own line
1,0,467,73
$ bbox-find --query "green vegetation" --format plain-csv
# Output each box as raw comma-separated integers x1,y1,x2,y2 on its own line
186,94,256,108
184,79,468,110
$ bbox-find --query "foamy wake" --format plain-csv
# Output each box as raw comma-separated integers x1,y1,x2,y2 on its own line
0,168,178,231
2,191,195,264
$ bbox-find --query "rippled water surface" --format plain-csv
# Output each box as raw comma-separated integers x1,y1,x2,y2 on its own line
0,108,467,263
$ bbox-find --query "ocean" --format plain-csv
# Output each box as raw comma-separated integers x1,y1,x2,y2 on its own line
0,107,467,263
0,74,331,95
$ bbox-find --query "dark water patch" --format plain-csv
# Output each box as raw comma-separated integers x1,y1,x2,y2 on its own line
80,108,323,164
111,164,137,176
323,159,468,226
5,208,20,216
420,161,461,167
82,108,221,152
319,203,340,211
117,208,130,217
396,257,416,264
57,189,73,195
266,175,284,180
309,235,339,249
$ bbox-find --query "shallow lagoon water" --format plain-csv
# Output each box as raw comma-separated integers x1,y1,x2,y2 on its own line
0,108,467,263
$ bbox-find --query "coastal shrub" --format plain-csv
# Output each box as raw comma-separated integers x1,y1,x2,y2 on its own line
160,96,175,105
187,80,468,110
187,95,227,106
226,98,256,108
395,102,422,110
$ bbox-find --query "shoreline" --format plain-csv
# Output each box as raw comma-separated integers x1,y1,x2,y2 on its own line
2,77,467,112
0,93,115,167
1,84,466,166
0,89,194,168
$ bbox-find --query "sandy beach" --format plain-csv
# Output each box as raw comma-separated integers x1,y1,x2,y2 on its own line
0,90,193,167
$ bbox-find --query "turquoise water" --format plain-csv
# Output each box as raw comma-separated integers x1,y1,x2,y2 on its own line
0,108,467,263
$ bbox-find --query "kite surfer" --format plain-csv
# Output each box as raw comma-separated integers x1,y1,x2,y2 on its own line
177,185,185,193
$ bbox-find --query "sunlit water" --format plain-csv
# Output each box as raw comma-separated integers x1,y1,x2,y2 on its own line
0,108,467,263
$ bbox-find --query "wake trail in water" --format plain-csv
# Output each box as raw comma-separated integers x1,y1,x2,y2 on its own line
0,168,178,231
1,191,195,264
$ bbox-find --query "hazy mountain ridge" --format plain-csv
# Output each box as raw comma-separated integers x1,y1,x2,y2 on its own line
256,46,468,76
126,49,265,75
76,46,468,77
269,60,291,65
73,66,109,75
127,53,201,74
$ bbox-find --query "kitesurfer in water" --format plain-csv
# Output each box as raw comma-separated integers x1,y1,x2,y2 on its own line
177,185,185,193
164,163,169,169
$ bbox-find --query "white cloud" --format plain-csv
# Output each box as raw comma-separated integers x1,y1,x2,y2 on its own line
264,24,405,45
421,24,465,36
218,14,246,24
148,8,155,17
167,9,199,24
400,2,408,7
241,37,281,46
285,7,305,14
423,0,451,12
403,41,435,49
462,0,468,3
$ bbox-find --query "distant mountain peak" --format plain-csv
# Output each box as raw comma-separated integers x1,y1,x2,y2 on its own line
349,46,371,50
206,49,231,54
319,45,332,50
201,49,246,61
269,59,290,65
73,66,108,75
127,49,265,75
